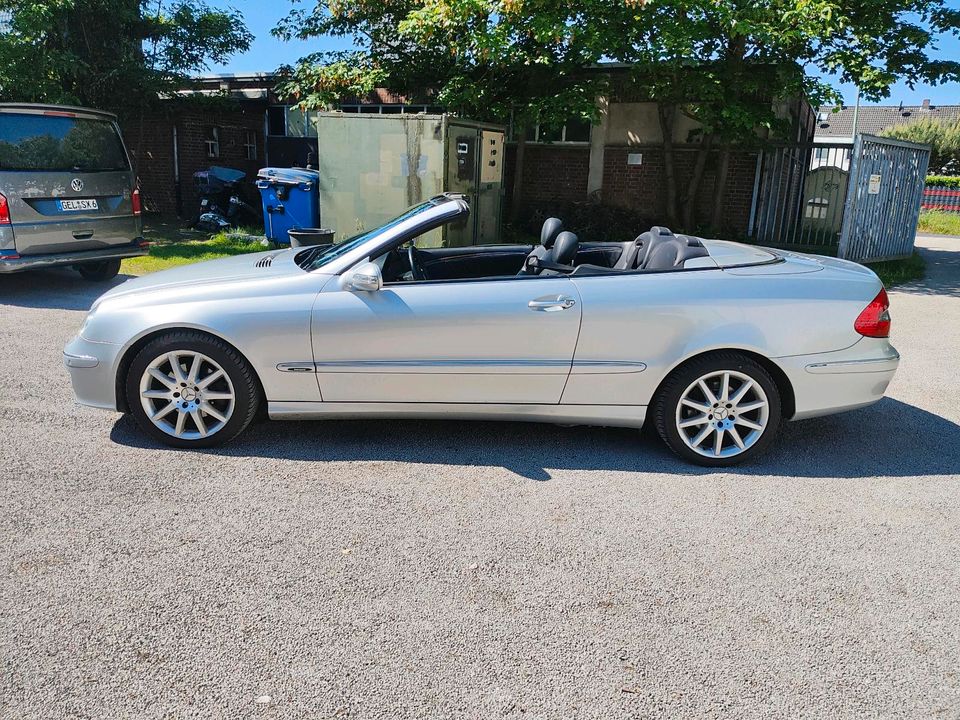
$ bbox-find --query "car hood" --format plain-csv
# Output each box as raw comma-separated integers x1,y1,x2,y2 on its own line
96,248,305,302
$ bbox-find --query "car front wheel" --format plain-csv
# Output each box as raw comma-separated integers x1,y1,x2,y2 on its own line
653,352,781,467
125,331,260,448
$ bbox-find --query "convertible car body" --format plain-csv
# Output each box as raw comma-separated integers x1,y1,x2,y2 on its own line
65,194,899,465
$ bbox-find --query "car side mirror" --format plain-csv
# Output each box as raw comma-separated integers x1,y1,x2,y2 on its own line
347,262,382,292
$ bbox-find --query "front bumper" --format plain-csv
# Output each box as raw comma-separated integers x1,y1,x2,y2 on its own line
775,338,900,420
64,335,123,411
0,242,147,273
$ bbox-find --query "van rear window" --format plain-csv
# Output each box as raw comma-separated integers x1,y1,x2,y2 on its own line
0,113,129,172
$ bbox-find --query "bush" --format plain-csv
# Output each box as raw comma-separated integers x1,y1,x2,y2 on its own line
517,200,654,243
926,175,960,188
881,118,960,175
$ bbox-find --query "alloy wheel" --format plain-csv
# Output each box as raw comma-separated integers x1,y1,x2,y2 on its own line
674,369,770,459
138,350,236,440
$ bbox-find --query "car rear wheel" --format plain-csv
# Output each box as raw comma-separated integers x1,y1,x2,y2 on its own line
653,352,781,467
77,258,121,281
125,331,260,448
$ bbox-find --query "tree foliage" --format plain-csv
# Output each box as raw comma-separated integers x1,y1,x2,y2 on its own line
882,118,960,175
277,0,960,232
0,0,252,120
274,0,605,131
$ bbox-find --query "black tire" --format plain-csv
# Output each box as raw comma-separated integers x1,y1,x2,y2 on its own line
125,331,261,449
77,258,121,281
652,352,782,467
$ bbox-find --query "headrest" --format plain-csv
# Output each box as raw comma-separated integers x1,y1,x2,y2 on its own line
553,231,579,265
649,226,675,237
540,217,564,248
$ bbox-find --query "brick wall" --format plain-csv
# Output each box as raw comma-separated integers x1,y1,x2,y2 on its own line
505,142,758,236
603,146,758,234
504,144,590,216
124,102,265,218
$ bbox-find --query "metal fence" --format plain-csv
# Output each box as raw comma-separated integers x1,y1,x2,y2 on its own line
751,143,852,250
922,185,960,213
838,135,931,262
751,136,931,261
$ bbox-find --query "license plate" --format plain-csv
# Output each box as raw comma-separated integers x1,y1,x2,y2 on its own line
59,199,98,212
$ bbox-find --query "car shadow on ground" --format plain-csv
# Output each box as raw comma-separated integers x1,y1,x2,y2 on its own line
0,268,130,311
109,397,960,481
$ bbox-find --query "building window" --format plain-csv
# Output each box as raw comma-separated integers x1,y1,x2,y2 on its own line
805,197,829,219
337,104,443,115
513,118,592,144
267,106,287,137
204,126,220,158
244,130,258,161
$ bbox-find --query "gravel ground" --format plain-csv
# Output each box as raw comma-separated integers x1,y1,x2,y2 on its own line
2,236,959,719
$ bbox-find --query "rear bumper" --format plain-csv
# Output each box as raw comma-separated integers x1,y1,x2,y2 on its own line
0,242,146,273
775,338,900,420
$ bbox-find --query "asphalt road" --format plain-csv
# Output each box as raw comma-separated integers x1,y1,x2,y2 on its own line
2,236,959,719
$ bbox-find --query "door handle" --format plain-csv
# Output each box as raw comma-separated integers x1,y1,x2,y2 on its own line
528,295,576,312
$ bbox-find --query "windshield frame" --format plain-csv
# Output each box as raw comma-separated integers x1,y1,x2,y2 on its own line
296,195,469,274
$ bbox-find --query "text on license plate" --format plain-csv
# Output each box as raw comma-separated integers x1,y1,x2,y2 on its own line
59,199,98,212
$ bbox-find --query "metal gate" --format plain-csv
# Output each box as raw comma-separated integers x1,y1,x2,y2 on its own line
838,134,931,262
751,136,930,262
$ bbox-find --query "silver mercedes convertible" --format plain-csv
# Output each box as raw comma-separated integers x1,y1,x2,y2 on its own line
65,194,899,466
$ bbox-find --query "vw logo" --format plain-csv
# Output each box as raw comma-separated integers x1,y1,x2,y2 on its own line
71,178,84,192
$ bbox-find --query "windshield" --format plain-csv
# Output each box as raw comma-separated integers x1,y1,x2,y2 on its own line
0,113,129,172
297,201,437,271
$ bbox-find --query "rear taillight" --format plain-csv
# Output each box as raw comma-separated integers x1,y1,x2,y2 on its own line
0,192,10,225
131,186,142,216
855,288,891,338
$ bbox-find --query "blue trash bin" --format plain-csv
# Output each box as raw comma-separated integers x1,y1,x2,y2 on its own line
256,168,321,243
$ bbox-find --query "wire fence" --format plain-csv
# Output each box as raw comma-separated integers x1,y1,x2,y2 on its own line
923,185,960,213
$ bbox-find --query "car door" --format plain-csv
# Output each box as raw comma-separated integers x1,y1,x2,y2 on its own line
310,276,582,404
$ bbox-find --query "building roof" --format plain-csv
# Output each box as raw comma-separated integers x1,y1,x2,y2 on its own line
815,101,960,139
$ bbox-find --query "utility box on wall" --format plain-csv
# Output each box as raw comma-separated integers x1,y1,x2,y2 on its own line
313,113,505,247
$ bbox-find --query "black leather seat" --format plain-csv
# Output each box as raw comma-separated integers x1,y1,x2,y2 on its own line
640,227,710,271
613,227,671,270
537,231,579,275
519,217,565,275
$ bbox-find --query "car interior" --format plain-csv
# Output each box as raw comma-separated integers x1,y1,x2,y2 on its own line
377,217,713,283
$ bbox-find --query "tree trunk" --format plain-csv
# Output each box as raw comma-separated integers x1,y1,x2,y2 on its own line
710,145,732,234
657,103,680,228
509,128,527,226
681,133,714,232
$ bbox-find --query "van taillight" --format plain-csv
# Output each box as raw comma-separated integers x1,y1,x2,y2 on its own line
132,187,142,216
0,193,10,225
854,288,891,338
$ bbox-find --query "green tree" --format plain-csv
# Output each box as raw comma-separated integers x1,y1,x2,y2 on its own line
277,0,960,233
597,0,960,231
881,117,960,175
0,1,252,123
274,0,607,222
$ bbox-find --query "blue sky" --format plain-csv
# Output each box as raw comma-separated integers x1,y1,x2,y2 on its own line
207,0,960,106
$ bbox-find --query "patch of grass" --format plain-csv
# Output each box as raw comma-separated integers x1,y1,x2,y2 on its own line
123,230,273,276
864,251,925,288
917,210,960,236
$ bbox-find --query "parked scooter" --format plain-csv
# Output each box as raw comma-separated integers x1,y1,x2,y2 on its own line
189,166,260,232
